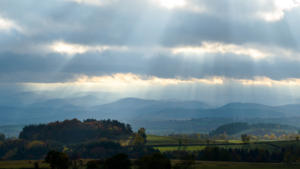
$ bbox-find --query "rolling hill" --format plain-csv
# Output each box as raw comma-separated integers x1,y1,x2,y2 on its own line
1,97,300,136
210,122,299,137
91,99,300,121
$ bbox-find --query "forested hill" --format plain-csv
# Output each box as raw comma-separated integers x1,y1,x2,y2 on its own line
19,119,133,144
210,122,298,136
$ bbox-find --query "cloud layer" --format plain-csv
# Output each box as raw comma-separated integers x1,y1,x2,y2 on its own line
1,0,300,105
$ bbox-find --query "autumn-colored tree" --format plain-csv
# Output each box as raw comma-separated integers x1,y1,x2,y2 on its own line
133,128,147,146
241,134,250,143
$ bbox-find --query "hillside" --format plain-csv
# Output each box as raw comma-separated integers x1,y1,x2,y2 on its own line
92,100,300,122
91,98,211,121
210,122,298,137
19,119,133,144
2,98,300,136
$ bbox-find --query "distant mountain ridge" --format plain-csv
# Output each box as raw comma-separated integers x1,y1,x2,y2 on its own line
1,97,300,130
210,122,298,137
91,98,212,121
91,99,300,122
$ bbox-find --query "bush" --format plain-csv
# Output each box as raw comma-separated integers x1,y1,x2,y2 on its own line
0,133,5,141
45,151,70,169
173,154,195,169
105,153,131,169
86,160,105,169
135,152,171,169
86,154,131,169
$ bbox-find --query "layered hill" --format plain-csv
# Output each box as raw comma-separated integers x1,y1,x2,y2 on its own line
2,97,300,136
210,122,298,137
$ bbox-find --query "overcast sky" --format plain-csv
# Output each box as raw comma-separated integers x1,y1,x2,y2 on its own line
1,0,300,105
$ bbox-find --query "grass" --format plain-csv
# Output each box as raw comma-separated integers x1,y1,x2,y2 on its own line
148,135,300,153
0,160,49,169
155,143,285,153
147,135,254,146
227,140,243,144
154,145,206,152
147,135,180,145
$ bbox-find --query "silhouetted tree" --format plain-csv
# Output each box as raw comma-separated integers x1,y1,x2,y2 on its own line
138,128,147,142
241,134,250,143
34,162,39,169
173,154,195,169
133,128,147,146
45,151,70,169
0,133,5,141
104,153,131,169
86,160,105,169
135,152,171,169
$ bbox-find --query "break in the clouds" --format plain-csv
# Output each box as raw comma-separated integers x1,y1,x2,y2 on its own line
1,0,300,105
0,16,22,33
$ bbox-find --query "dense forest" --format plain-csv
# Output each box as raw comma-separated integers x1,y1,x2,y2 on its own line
19,119,133,144
0,119,156,160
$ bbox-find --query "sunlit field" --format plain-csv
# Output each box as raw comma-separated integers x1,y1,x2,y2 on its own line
154,145,206,152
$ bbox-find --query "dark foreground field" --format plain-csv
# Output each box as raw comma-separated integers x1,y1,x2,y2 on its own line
0,160,300,169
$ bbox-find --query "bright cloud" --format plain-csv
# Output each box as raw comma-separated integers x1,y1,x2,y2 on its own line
257,0,300,22
21,73,224,93
152,0,205,12
0,16,22,32
49,41,128,55
239,76,300,87
65,0,103,6
172,42,270,60
50,41,89,55
21,74,300,96
153,0,187,9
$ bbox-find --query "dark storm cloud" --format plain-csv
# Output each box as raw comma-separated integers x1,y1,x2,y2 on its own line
61,51,300,80
0,0,299,50
1,50,300,83
0,52,73,83
161,13,300,50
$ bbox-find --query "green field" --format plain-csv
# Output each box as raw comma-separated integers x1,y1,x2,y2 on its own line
154,145,206,152
147,135,251,146
147,135,186,145
148,135,300,153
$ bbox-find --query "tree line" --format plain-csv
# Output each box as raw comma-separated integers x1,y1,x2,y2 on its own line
44,151,192,169
164,145,300,163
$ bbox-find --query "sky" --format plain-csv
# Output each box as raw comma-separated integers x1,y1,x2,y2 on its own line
1,0,300,106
